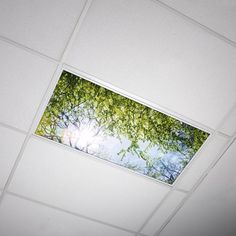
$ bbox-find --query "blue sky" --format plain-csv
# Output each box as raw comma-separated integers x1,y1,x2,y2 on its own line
56,119,188,183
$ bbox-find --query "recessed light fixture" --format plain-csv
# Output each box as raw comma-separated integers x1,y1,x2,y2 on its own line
36,71,209,184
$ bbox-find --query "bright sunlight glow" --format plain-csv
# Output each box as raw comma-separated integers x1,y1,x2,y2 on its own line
62,122,103,153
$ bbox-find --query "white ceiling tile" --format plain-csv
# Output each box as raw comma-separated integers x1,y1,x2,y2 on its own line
65,0,236,129
141,190,186,236
160,0,236,43
9,136,170,231
218,106,236,137
159,140,236,236
176,134,229,191
0,126,25,189
0,0,86,59
0,194,133,236
0,41,57,131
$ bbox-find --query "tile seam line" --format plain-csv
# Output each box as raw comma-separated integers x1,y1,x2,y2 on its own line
59,1,93,62
134,132,215,234
0,122,27,135
1,1,234,64
155,138,234,236
137,131,232,235
31,133,222,193
62,65,234,140
215,102,236,138
0,1,233,234
63,64,215,135
0,0,93,210
0,0,93,65
0,35,59,63
0,1,143,234
152,0,236,48
5,191,146,236
134,188,176,236
0,65,60,206
154,136,235,236
33,133,173,188
135,138,195,235
150,103,236,235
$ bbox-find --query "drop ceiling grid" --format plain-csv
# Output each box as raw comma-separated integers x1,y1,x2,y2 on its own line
64,0,236,130
0,0,161,234
0,0,98,231
153,136,235,236
0,0,94,197
0,0,234,133
0,34,59,64
217,103,236,137
157,138,236,236
0,122,27,136
8,133,171,230
0,0,235,235
153,0,236,48
135,188,186,236
4,192,146,236
60,4,236,234
0,0,89,59
156,0,236,46
0,193,144,236
135,133,231,235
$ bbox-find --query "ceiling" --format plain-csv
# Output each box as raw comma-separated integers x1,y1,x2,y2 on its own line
0,0,235,235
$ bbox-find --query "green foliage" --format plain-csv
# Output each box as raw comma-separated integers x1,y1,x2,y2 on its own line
36,71,209,183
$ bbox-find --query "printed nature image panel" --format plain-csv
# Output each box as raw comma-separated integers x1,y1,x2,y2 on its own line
36,71,209,184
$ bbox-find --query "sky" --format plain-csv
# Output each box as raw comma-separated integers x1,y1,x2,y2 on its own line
56,119,187,183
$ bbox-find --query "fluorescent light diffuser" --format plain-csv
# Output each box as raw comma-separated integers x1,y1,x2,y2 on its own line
36,71,209,184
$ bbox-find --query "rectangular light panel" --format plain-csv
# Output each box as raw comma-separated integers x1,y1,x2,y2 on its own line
36,71,209,184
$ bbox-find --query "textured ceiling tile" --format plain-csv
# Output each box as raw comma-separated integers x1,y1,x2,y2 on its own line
0,0,87,59
0,126,25,188
65,0,236,129
176,134,229,191
0,41,57,131
218,106,236,137
141,190,186,235
160,0,236,42
0,194,133,236
9,136,170,231
160,140,236,236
